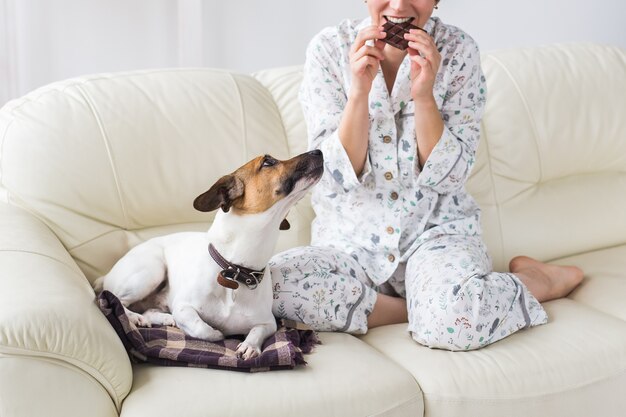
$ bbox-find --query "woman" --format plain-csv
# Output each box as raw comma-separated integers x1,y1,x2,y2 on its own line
269,0,583,351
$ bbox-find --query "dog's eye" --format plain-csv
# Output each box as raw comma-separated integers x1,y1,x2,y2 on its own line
262,157,277,168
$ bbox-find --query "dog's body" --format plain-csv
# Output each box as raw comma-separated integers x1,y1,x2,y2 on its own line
95,150,323,359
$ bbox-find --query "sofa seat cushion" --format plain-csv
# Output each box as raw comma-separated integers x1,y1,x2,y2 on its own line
555,244,626,321
119,332,423,417
360,299,626,417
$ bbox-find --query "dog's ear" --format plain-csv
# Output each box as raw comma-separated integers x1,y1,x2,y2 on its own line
193,175,244,213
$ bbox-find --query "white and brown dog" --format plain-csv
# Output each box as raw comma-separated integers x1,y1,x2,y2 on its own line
94,150,323,359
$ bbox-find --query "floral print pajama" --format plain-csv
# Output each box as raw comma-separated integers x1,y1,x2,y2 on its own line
270,17,547,351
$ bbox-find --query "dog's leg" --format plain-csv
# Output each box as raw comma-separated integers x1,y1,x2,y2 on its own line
172,304,224,341
125,307,152,328
102,243,167,327
142,309,176,327
235,321,277,360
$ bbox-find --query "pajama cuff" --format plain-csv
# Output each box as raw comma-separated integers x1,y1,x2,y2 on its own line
416,127,464,194
319,130,372,192
339,282,378,335
509,273,549,328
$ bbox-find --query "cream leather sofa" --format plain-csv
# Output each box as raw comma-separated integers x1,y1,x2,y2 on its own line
1,43,625,417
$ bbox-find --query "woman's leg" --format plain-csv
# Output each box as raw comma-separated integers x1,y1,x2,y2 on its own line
367,293,408,328
405,235,550,351
269,246,378,334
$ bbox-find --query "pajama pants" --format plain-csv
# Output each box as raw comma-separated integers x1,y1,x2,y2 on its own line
268,234,548,351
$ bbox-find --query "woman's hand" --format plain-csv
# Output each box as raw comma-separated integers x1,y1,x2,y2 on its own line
349,25,386,98
404,29,441,102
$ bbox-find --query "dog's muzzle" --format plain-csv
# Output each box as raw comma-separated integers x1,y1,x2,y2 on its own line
208,244,265,290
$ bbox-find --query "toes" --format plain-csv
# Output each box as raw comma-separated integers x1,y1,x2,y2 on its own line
129,313,151,328
235,343,261,360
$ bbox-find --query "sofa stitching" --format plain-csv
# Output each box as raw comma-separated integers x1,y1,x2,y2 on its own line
65,220,210,252
422,366,626,403
486,54,544,184
252,71,295,157
367,394,423,417
227,73,248,164
478,57,506,267
0,345,124,411
74,85,130,231
0,248,82,275
0,352,120,413
0,118,14,199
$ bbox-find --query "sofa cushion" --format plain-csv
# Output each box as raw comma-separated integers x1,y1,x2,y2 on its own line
360,299,626,417
555,244,626,321
119,332,423,417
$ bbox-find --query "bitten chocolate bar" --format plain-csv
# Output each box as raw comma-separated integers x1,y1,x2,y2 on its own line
381,20,426,51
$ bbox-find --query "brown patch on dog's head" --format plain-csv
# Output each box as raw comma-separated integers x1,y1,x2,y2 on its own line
193,151,324,215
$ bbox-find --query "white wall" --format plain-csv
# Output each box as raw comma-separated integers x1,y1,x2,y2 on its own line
1,0,625,106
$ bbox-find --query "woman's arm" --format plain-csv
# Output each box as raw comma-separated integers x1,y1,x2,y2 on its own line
338,25,386,176
406,30,486,193
405,28,444,168
300,25,385,191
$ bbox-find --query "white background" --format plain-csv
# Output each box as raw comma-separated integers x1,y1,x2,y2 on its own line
1,0,625,106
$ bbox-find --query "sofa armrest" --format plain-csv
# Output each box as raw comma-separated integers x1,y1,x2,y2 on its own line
0,202,132,412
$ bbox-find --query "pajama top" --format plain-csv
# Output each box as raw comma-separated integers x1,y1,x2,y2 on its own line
299,16,487,285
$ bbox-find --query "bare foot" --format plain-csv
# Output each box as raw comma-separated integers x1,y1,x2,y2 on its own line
509,256,584,302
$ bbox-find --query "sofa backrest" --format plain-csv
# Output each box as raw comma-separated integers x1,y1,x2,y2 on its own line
0,69,303,280
1,43,624,279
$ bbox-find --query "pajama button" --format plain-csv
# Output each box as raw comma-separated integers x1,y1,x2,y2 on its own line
384,172,393,180
390,192,399,200
386,226,394,234
387,254,395,262
383,135,392,143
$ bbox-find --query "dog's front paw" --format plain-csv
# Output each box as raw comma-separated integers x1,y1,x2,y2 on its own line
236,342,261,360
128,311,151,328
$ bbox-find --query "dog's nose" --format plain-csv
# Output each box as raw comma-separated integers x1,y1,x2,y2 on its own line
309,149,322,156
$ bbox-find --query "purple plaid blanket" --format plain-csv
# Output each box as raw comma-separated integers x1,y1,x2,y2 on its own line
97,290,319,372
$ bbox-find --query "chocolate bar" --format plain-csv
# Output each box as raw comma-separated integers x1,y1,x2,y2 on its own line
381,20,426,51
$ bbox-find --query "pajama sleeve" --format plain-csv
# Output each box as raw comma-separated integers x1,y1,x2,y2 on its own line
299,32,372,193
417,38,486,194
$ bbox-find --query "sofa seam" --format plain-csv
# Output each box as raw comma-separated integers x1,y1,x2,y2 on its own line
0,352,120,413
252,74,294,157
0,345,124,411
367,393,423,417
74,84,130,231
486,54,544,184
227,73,248,164
477,69,506,266
0,248,82,276
422,366,626,403
65,220,211,252
0,118,14,198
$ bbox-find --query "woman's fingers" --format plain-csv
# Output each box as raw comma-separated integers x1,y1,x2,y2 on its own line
351,44,385,63
351,25,386,55
404,30,439,63
354,55,381,76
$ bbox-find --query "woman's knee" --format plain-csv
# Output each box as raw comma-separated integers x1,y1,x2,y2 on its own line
408,281,487,351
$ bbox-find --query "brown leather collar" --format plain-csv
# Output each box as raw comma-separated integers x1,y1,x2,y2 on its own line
208,243,265,290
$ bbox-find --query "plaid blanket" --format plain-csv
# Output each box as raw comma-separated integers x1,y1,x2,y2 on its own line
97,290,319,372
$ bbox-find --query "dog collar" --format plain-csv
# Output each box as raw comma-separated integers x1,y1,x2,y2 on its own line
208,244,265,290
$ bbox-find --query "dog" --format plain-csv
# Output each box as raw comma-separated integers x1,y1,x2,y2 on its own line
94,150,323,359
